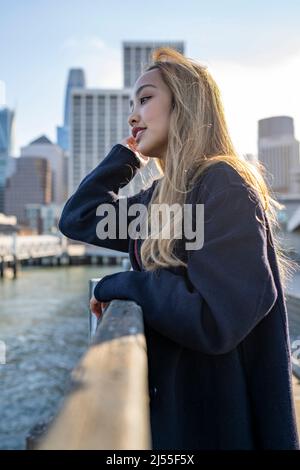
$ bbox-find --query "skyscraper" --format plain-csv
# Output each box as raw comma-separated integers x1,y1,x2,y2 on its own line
21,135,66,204
57,68,86,152
69,88,133,195
258,116,300,194
123,41,185,88
5,157,51,224
0,106,15,212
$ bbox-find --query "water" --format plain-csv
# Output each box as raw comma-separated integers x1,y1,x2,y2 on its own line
0,264,122,450
286,271,300,297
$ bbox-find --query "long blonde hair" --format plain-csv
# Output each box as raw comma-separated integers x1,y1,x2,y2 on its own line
139,47,297,290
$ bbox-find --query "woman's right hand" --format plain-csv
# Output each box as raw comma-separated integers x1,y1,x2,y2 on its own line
120,136,150,165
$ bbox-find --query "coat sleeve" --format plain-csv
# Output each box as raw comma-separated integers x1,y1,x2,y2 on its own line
58,144,146,252
93,180,278,354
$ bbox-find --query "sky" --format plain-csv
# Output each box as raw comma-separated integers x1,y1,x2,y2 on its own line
0,0,300,157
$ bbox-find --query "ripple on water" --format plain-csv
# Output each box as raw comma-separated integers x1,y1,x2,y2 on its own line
0,264,122,449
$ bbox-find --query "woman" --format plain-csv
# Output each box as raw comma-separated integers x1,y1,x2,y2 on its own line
58,47,299,449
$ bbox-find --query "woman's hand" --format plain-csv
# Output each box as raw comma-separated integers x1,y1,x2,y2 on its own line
90,295,110,320
120,136,150,165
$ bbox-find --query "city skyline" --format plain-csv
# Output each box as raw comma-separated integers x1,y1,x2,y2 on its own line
1,0,300,156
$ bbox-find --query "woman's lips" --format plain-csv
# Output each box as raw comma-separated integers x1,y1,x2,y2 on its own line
136,129,146,141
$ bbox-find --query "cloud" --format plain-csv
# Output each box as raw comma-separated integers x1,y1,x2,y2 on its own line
188,19,300,68
206,53,300,155
60,36,122,88
61,36,105,51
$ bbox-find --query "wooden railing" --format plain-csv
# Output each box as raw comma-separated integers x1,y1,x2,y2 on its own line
36,275,152,450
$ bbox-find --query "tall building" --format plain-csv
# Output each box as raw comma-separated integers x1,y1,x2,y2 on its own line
0,106,15,212
69,88,162,198
21,135,66,204
5,157,51,224
25,203,61,234
69,88,133,195
63,153,68,201
6,156,17,179
57,69,86,152
258,116,300,194
123,41,185,87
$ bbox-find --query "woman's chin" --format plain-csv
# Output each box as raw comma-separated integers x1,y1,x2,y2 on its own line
137,146,161,159
136,141,150,154
136,138,164,159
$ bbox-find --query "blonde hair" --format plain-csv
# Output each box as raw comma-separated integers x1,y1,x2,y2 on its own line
138,47,297,290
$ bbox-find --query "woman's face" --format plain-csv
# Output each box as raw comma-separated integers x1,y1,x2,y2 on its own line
128,68,173,159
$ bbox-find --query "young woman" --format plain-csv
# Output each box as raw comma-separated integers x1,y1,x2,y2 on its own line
58,48,299,450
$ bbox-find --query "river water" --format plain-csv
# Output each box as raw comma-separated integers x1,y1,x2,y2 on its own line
0,264,122,450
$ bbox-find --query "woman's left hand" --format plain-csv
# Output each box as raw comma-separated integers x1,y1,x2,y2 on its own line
90,295,110,319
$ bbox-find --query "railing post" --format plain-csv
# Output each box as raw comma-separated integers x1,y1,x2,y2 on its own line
88,257,132,342
12,233,18,279
88,278,101,342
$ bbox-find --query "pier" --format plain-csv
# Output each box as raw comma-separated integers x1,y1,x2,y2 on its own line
0,234,128,279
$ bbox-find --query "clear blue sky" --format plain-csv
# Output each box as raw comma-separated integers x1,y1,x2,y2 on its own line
1,0,300,156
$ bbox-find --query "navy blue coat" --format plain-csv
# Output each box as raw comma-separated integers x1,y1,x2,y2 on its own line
59,144,299,450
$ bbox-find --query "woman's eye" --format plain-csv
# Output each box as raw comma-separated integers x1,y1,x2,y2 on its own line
140,96,151,104
129,96,151,112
